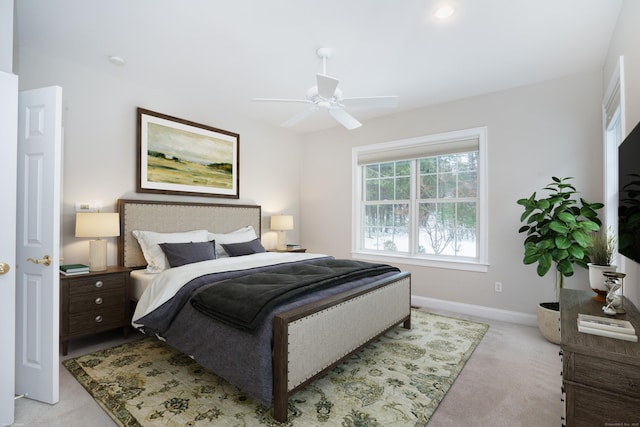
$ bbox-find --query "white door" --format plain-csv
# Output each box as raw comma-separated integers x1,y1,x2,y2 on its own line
15,86,62,405
0,71,18,426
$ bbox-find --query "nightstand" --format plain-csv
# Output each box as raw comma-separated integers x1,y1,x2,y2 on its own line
268,247,307,253
60,265,132,355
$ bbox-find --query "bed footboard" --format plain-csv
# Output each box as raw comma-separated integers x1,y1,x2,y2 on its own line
272,271,411,422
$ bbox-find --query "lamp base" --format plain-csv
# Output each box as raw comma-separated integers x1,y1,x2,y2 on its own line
89,239,108,271
276,230,287,251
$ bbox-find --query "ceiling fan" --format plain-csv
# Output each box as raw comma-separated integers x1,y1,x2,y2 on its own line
252,47,398,130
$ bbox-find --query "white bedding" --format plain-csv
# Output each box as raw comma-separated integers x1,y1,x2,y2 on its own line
130,269,155,301
131,252,326,328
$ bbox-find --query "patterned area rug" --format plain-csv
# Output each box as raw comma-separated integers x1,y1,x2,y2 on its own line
63,310,488,427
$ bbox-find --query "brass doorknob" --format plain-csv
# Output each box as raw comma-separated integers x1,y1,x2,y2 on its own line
27,255,51,266
0,263,9,275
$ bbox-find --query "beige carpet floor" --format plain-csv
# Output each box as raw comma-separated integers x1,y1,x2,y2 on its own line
13,309,562,427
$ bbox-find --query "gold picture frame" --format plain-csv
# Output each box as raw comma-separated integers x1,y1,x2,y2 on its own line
137,108,239,198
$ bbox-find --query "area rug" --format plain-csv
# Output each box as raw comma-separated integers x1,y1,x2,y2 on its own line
63,310,488,427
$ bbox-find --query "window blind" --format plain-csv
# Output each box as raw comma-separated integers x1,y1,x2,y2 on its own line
604,80,620,128
356,137,478,165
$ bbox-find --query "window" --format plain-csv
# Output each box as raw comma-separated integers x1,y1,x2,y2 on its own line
352,127,488,271
603,57,624,235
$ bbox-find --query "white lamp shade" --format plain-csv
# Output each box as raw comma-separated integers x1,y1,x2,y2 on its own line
270,215,294,231
75,212,120,238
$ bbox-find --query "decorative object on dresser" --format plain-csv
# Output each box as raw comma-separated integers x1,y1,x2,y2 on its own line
59,265,131,356
587,228,617,302
270,214,293,250
602,271,626,315
517,177,603,344
560,288,640,426
577,313,637,342
137,108,239,199
75,212,120,271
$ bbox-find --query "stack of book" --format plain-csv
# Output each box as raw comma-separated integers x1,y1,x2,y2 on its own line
577,313,638,342
60,263,89,276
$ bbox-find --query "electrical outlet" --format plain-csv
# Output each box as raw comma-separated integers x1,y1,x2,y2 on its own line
494,282,503,292
75,201,95,212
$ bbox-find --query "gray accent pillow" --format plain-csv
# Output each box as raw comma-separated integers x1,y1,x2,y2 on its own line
220,238,266,257
159,240,216,268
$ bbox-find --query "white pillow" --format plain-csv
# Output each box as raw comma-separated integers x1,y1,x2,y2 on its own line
132,229,209,273
208,226,258,258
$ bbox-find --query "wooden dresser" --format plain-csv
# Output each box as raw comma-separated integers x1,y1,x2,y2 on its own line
60,266,132,355
560,288,640,426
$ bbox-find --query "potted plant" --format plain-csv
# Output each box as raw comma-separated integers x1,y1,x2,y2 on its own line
517,177,603,344
587,229,616,302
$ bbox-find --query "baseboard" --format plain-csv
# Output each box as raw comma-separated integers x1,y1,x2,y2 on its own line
411,295,537,327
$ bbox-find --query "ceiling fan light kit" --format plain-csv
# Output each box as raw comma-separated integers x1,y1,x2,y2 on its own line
252,47,398,130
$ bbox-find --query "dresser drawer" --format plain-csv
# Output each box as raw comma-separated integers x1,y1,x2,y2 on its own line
565,382,640,426
68,289,125,314
67,274,125,296
568,352,640,398
67,308,126,336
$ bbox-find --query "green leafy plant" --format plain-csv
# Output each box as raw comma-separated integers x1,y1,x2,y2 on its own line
517,177,603,289
588,228,615,266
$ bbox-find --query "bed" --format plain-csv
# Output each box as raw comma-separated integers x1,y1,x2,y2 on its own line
117,198,411,422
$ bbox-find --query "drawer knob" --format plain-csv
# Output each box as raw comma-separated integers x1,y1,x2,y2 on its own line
95,315,103,323
95,280,103,288
95,297,103,305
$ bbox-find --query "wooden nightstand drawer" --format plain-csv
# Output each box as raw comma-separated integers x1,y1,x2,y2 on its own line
68,308,126,336
68,289,126,314
67,274,125,296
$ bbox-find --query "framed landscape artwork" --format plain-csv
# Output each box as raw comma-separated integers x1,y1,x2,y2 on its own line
137,108,239,198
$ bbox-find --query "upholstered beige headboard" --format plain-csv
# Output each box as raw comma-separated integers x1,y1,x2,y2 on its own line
117,199,262,269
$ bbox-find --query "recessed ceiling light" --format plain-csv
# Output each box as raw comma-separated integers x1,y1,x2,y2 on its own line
434,5,455,20
108,55,125,66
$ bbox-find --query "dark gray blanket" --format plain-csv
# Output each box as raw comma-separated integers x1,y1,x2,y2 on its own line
190,258,400,333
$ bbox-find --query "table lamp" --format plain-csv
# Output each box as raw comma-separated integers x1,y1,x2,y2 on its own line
75,212,120,271
271,215,293,250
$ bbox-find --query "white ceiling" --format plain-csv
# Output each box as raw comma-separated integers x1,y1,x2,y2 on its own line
15,0,623,133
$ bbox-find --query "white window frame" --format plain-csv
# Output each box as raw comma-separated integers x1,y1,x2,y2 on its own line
603,56,625,269
352,127,489,272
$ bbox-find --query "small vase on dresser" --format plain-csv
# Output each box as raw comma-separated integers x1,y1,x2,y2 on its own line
588,263,617,302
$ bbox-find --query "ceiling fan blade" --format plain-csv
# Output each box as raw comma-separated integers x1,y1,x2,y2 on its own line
251,98,312,104
341,96,398,108
316,74,339,99
329,107,362,130
281,106,318,127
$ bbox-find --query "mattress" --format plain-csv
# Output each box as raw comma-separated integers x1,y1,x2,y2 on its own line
129,269,156,301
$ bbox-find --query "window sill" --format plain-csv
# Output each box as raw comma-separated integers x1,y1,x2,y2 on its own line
351,250,489,272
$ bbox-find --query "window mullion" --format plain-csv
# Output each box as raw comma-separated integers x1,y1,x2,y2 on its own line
409,159,418,255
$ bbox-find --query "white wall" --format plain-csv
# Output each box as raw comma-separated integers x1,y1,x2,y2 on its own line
0,0,12,72
17,47,303,266
300,70,604,316
603,0,640,306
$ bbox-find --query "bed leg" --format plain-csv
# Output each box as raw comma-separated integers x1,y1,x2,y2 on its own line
403,316,411,330
272,315,289,423
273,397,288,423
